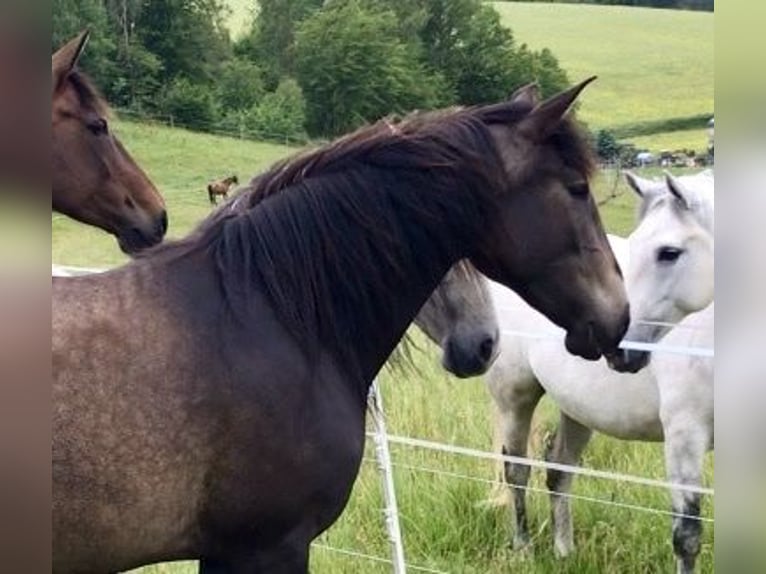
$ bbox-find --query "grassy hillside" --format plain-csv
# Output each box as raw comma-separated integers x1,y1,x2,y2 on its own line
491,2,713,135
55,121,713,574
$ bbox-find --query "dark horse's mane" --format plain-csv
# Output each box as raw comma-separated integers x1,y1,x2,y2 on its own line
146,101,595,386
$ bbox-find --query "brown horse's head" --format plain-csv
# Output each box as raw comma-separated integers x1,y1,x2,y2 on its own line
471,78,629,362
52,31,167,254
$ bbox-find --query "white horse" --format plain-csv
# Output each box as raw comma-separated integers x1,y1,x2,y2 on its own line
485,170,713,573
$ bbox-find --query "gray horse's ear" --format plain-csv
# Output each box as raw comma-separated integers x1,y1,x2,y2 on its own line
624,171,651,197
508,82,541,107
518,76,596,141
664,171,692,210
52,30,90,93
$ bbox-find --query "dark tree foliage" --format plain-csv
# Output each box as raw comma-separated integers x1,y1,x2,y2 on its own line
52,0,576,138
135,0,231,85
294,0,445,136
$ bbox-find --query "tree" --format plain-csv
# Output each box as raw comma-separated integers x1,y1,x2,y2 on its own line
396,0,570,104
135,0,231,85
218,58,265,113
294,0,444,136
53,0,117,94
239,0,323,88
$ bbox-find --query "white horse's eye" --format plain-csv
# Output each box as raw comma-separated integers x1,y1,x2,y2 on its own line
657,246,683,264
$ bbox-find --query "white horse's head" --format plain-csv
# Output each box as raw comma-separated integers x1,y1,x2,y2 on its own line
609,170,714,373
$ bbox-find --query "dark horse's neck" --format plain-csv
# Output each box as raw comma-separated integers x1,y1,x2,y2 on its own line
201,157,498,402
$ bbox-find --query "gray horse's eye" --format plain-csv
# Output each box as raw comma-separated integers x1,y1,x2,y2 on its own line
657,246,683,264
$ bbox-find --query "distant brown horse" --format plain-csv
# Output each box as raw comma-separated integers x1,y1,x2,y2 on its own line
52,31,167,254
207,174,239,205
53,79,630,573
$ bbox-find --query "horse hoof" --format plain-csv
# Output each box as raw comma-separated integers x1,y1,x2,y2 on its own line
512,536,532,552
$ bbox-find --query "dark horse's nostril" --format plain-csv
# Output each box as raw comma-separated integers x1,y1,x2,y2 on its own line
159,210,168,235
479,336,495,362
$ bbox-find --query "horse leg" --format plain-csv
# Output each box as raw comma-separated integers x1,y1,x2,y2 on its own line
208,187,216,205
545,412,592,558
492,383,544,550
663,419,709,574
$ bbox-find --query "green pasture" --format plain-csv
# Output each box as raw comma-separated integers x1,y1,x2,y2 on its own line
53,118,713,573
490,2,713,141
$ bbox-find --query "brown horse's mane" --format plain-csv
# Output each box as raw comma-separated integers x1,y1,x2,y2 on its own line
65,68,110,117
145,100,595,386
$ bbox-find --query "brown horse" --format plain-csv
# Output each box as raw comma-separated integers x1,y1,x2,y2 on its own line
53,79,629,573
52,31,167,254
207,175,239,205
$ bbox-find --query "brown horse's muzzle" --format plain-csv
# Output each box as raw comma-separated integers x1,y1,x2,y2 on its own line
117,209,168,254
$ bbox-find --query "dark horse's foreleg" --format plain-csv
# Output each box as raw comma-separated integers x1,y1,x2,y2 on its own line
545,412,592,558
199,541,309,574
208,186,216,205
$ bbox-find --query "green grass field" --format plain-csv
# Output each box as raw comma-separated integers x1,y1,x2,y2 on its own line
54,119,713,573
490,2,713,151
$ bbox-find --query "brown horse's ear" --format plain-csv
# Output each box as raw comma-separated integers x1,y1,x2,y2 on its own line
52,30,90,93
508,82,541,107
518,76,596,141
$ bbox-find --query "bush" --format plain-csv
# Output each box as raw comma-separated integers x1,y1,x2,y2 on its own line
160,78,218,131
245,78,308,143
218,58,266,113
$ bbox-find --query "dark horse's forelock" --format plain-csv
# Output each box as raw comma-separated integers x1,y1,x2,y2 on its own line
148,102,593,387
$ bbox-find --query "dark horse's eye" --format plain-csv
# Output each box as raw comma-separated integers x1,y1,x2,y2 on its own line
657,246,683,264
87,118,109,136
567,182,589,198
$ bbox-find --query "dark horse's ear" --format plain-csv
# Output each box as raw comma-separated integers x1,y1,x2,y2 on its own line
518,76,596,141
52,30,90,94
508,82,541,107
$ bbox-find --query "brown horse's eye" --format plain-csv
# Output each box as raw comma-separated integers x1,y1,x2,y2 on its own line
87,118,109,136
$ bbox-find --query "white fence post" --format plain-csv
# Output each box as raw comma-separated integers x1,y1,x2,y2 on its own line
368,380,407,574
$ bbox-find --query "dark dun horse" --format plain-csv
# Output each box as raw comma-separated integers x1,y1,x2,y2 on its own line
53,31,167,254
53,79,630,573
208,175,239,205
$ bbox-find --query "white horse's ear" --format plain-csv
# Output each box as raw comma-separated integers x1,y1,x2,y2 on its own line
508,82,541,107
664,171,692,210
52,30,90,93
623,171,656,198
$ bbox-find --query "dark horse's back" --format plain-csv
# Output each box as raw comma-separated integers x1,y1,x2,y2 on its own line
52,264,365,572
